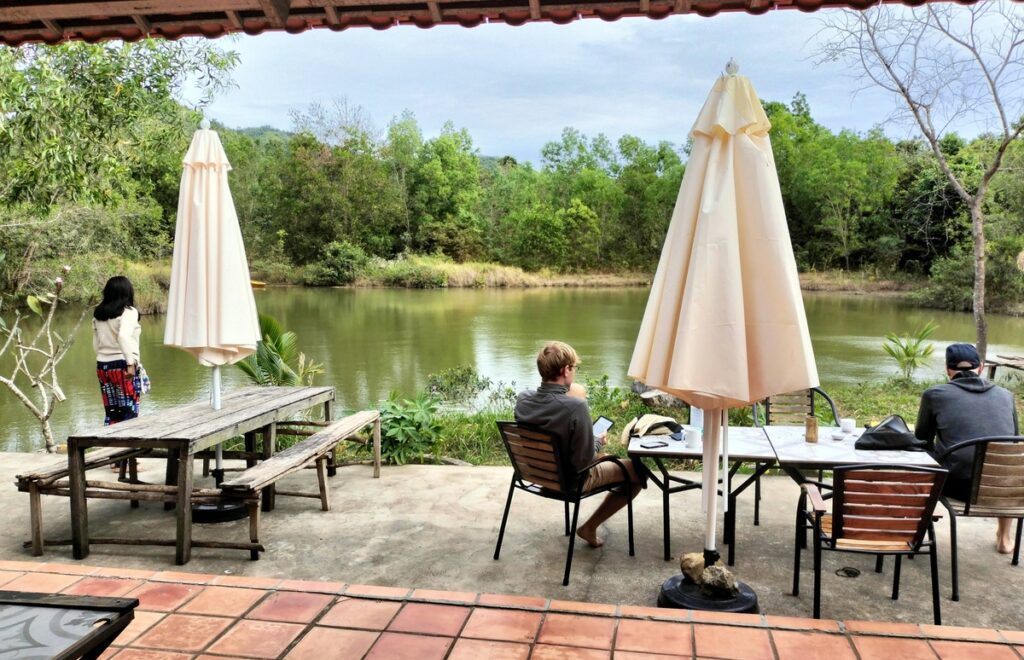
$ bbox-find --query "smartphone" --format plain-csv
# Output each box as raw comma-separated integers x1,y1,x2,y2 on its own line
640,440,669,449
592,416,614,437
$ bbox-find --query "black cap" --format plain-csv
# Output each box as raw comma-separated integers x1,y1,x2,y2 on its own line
945,343,981,370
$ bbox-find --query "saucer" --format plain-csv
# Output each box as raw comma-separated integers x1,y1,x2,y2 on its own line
831,431,847,441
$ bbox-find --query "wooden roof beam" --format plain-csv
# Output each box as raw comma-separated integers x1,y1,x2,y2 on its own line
258,0,291,26
529,0,541,19
132,14,153,35
41,18,62,35
427,1,443,22
324,5,341,25
226,10,245,29
674,0,691,11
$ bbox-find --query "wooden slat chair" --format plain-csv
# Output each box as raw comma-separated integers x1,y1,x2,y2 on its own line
937,436,1024,601
792,464,947,625
493,421,635,586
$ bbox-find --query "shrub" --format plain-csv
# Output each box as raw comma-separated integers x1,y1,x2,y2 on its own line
379,257,447,288
427,365,492,403
378,391,443,465
303,240,368,286
882,320,938,382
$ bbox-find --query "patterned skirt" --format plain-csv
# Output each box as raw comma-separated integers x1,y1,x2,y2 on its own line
97,360,140,425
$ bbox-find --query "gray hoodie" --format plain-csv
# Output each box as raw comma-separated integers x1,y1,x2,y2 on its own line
915,374,1018,482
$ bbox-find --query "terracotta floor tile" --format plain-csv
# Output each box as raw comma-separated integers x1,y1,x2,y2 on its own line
95,567,157,580
764,615,840,632
319,597,403,630
772,630,856,660
209,574,281,589
37,561,98,575
845,619,922,636
179,585,266,617
461,608,543,643
387,602,472,636
1000,630,1024,643
0,570,24,587
125,582,202,612
0,560,36,571
615,620,693,655
537,613,616,649
132,613,232,652
364,631,453,660
194,656,251,660
614,653,690,660
448,638,530,660
920,625,1004,643
929,641,1019,660
284,626,378,659
246,590,333,623
411,588,478,604
691,611,763,626
479,593,548,609
618,605,688,621
852,635,938,660
151,570,212,584
63,577,143,598
2,571,82,593
206,620,305,659
693,624,774,660
111,650,192,660
344,583,412,599
113,611,166,645
529,644,610,659
549,599,617,616
278,578,346,594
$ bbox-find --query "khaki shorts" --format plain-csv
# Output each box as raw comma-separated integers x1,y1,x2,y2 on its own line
582,457,628,493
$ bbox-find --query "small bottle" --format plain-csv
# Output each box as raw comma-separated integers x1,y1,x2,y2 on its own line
805,415,818,443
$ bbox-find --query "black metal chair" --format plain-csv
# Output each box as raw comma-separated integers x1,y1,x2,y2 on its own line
493,421,635,585
937,436,1024,601
792,464,947,625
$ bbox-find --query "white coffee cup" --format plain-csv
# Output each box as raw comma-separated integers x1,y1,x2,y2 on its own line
840,418,856,434
684,428,700,448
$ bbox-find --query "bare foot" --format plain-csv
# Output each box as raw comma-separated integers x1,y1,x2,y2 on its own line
997,536,1014,554
576,525,604,548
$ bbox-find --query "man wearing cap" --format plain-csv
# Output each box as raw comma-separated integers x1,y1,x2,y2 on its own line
915,342,1019,553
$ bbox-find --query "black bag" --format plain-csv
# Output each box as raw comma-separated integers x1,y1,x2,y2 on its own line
854,414,928,451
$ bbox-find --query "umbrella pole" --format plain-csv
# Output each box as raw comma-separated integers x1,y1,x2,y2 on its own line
703,408,722,567
211,366,224,486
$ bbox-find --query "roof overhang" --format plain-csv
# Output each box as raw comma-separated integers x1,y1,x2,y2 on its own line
1,0,976,46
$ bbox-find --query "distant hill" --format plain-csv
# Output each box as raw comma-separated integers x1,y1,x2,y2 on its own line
232,125,294,140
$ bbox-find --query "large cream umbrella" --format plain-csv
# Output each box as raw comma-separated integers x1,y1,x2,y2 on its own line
629,62,818,570
164,119,260,483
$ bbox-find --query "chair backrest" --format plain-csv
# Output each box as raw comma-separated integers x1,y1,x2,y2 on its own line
955,436,1024,515
832,465,947,550
496,421,573,494
754,387,840,427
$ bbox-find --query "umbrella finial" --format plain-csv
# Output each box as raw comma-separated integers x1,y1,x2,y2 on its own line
725,59,739,75
200,117,211,130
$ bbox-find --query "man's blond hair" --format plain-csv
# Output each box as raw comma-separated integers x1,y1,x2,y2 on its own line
537,341,578,382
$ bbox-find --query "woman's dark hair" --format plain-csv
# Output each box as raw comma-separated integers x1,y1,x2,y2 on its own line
94,276,136,321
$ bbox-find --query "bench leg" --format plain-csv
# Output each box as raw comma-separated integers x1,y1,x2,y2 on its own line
373,417,381,479
29,483,43,557
175,449,194,565
129,458,140,509
262,424,277,512
316,457,331,511
324,401,338,478
248,501,261,561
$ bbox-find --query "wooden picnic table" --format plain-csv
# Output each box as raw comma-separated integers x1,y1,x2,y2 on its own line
67,385,335,565
984,355,1024,381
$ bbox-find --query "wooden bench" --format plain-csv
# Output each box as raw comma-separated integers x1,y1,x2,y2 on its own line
219,411,380,558
15,447,151,556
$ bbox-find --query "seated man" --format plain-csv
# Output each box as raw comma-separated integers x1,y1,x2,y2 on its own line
514,341,641,548
915,342,1020,553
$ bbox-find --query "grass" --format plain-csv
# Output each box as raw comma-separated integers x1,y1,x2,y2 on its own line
798,269,924,295
29,254,170,313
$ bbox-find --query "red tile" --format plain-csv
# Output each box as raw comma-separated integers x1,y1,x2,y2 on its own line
194,656,251,660
619,605,689,621
691,610,762,626
1002,630,1024,643
278,579,345,594
132,613,232,652
344,583,411,599
764,615,840,632
111,650,192,660
448,638,529,660
852,636,938,660
151,571,213,584
929,641,1018,660
0,560,37,571
693,624,774,660
178,586,266,617
112,611,165,645
530,644,610,659
772,630,856,660
411,588,478,604
36,562,98,575
614,653,690,660
461,608,542,643
207,620,305,658
478,593,547,609
285,626,378,659
209,574,281,589
845,620,921,636
920,625,1004,642
387,602,471,636
537,613,616,649
549,599,617,616
616,620,693,655
95,567,157,580
0,570,25,587
319,598,402,630
125,582,202,612
246,590,333,623
63,577,143,598
2,571,82,593
365,631,452,660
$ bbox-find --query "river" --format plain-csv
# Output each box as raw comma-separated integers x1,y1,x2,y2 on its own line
3,287,1023,452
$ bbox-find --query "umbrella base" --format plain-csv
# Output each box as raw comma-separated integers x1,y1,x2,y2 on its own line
192,501,249,524
657,574,758,613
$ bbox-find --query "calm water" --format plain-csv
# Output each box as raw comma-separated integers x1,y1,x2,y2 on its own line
3,287,1024,452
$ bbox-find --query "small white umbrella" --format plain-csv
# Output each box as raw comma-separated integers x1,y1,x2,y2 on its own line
629,62,818,566
164,119,260,480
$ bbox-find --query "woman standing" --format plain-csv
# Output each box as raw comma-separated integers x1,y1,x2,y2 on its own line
93,276,142,425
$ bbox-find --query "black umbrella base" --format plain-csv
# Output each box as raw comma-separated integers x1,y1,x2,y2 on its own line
657,574,759,613
192,467,248,523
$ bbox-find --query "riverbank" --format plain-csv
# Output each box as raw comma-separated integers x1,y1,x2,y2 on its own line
798,269,921,296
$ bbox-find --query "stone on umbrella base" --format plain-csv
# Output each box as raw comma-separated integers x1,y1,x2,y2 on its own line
658,551,758,612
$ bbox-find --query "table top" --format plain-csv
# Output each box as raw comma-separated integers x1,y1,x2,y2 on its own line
764,425,939,468
627,426,776,461
68,386,335,454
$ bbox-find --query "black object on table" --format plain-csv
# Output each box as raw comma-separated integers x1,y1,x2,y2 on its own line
0,590,138,660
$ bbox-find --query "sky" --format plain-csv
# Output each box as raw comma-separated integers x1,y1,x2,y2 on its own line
198,9,913,165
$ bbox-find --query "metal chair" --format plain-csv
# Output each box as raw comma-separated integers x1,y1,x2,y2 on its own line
937,436,1024,601
493,421,635,586
792,464,947,625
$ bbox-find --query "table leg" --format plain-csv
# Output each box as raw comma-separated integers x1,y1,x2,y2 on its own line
69,439,89,560
324,400,337,477
164,451,178,511
175,448,194,565
244,432,256,468
653,459,672,561
262,423,277,511
373,416,381,479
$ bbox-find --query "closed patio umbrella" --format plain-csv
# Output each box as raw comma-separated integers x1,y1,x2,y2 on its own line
164,118,260,484
629,62,818,569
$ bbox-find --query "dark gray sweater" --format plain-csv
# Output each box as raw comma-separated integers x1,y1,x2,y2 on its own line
515,383,600,474
914,374,1018,481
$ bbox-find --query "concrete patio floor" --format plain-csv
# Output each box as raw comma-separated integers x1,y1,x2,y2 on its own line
2,452,1023,634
